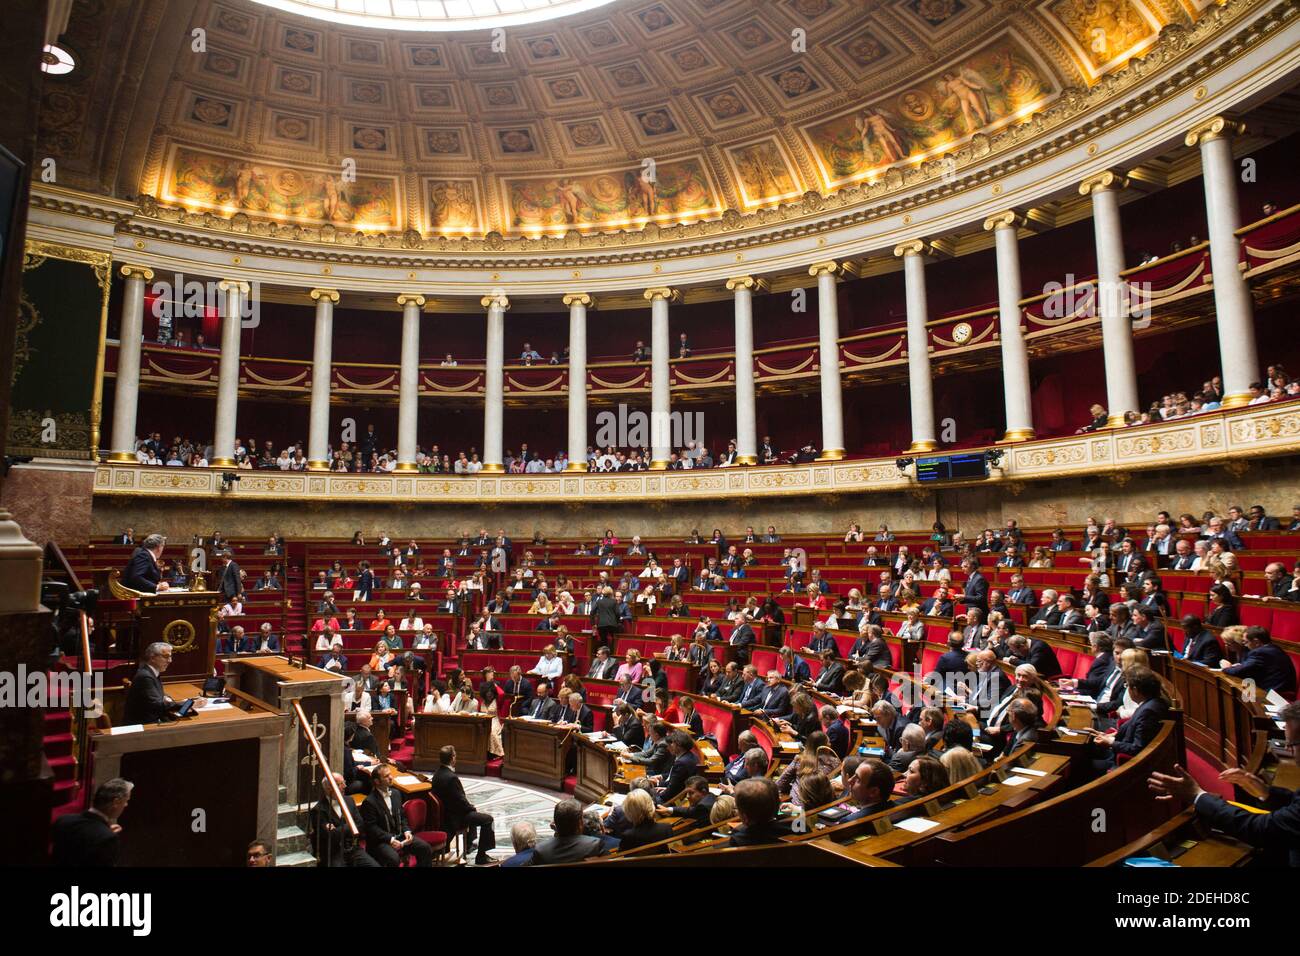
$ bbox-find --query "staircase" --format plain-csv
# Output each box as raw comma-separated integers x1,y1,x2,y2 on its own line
44,706,81,820
283,542,309,655
274,788,316,867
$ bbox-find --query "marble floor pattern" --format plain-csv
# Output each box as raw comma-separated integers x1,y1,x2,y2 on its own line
459,777,564,862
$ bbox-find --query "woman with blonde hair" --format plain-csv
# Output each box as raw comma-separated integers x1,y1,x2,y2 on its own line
554,590,575,614
528,590,554,615
616,648,644,684
709,794,737,826
1028,546,1054,569
895,588,920,615
940,745,982,783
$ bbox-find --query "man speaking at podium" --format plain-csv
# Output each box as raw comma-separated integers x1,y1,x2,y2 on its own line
123,533,169,593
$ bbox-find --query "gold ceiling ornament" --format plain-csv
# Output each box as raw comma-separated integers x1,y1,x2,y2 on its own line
1078,169,1129,195
1184,115,1246,147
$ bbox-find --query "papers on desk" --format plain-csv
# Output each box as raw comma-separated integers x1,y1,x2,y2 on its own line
515,715,544,722
393,774,421,786
202,701,235,711
604,793,627,807
973,742,993,752
1002,774,1032,786
1266,689,1289,711
894,817,939,833
352,749,371,762
586,731,614,741
1011,766,1047,777
108,724,144,735
778,741,801,751
1057,728,1084,737
605,741,629,752
1060,693,1096,705
709,786,723,796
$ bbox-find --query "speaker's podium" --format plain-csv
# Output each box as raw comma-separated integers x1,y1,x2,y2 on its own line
502,717,574,789
108,571,219,681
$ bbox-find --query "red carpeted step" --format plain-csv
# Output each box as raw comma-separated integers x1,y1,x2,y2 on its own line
44,732,73,759
48,754,77,783
562,775,577,795
484,757,503,778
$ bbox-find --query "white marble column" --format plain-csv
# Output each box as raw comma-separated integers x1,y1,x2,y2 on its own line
480,293,508,473
808,262,844,460
211,279,248,467
394,294,424,472
1080,170,1138,426
984,213,1035,442
644,287,678,470
894,241,936,452
1186,116,1259,407
108,265,153,461
727,276,764,465
563,293,593,471
306,289,338,470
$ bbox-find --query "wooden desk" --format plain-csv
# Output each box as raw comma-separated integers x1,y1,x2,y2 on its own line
502,718,574,790
88,682,287,866
574,734,619,803
412,712,493,774
223,655,348,804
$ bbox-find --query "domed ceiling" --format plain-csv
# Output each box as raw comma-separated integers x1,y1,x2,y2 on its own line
42,0,1215,239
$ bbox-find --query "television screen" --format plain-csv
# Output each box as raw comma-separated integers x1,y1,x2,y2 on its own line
915,453,988,483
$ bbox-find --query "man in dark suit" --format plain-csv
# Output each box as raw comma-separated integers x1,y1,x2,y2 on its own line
503,666,533,710
716,661,745,702
802,622,838,655
1132,606,1170,652
587,646,618,680
1055,594,1087,633
1000,698,1040,757
122,534,168,593
1028,589,1063,627
1178,615,1223,666
217,551,241,602
430,746,494,865
849,626,891,669
1149,701,1300,865
779,646,810,683
695,615,723,643
655,775,716,826
51,777,132,866
554,692,594,733
527,799,606,864
1008,634,1062,678
753,671,791,721
218,626,251,655
124,642,206,724
1005,574,1035,607
1223,627,1298,694
521,680,558,720
932,632,970,682
842,759,896,822
361,764,434,866
736,665,766,710
625,721,672,776
1089,667,1169,773
648,731,699,801
728,614,756,663
310,773,380,867
115,528,135,545
722,731,761,785
821,705,849,758
1248,504,1281,531
613,674,643,709
1074,634,1116,696
959,558,988,615
813,650,845,695
962,651,1011,719
592,585,622,644
872,700,910,754
921,586,955,618
726,778,794,846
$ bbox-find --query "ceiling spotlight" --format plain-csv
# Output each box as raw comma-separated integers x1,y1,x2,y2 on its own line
984,449,1005,466
895,457,914,471
41,44,75,76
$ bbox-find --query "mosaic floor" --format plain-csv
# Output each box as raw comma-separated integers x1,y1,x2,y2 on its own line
459,777,564,863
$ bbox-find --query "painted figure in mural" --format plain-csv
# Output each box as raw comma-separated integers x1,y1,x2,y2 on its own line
322,176,341,221
942,70,991,132
630,172,657,217
855,109,907,164
557,179,584,224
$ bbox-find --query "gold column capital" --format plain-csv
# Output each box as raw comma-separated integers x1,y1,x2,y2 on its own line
396,293,426,308
481,293,510,310
982,211,1024,232
643,287,679,303
1185,115,1246,148
808,260,840,278
119,264,154,281
310,288,340,303
892,239,926,258
1078,169,1128,196
562,292,595,309
726,275,768,293
218,279,251,294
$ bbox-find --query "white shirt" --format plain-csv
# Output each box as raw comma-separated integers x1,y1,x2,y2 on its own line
422,693,452,714
532,655,564,679
345,691,371,714
467,461,482,473
401,617,424,632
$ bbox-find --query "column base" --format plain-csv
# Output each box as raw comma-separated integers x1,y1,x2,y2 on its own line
210,457,235,468
564,462,589,472
479,463,505,473
393,462,418,472
307,461,330,471
815,449,844,461
735,455,758,465
1104,413,1132,428
649,460,669,471
107,452,136,463
906,441,937,454
1219,392,1253,409
999,428,1036,443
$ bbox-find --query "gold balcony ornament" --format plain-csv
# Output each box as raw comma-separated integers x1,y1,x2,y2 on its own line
1078,170,1128,196
726,276,768,293
982,211,1023,232
643,287,679,303
480,293,510,310
119,264,155,282
396,293,426,308
1184,116,1245,148
309,288,340,303
808,261,840,278
562,293,595,309
893,239,926,258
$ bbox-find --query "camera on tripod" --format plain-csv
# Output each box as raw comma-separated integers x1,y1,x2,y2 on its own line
40,581,100,661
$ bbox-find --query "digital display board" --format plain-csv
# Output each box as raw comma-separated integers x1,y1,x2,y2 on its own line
914,453,989,483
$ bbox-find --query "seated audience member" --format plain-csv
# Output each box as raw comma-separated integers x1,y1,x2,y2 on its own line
528,799,607,865
430,745,495,865
50,777,134,866
655,775,716,827
501,822,538,867
1087,666,1170,773
940,746,983,783
1147,701,1300,866
722,743,769,791
899,755,949,803
616,788,674,853
1177,614,1224,666
360,764,434,867
1221,626,1298,695
841,758,896,822
726,777,793,846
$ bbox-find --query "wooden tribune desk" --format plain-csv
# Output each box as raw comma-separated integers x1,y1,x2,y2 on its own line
89,682,287,866
502,718,574,789
222,656,348,804
413,712,493,773
108,573,220,682
574,735,619,803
